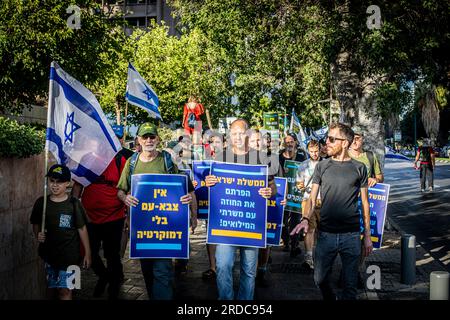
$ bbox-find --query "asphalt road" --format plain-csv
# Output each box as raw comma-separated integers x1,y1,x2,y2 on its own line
384,158,450,272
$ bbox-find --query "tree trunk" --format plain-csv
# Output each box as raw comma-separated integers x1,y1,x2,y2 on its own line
420,85,440,142
331,0,386,168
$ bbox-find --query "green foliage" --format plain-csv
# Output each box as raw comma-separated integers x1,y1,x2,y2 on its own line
375,82,412,119
97,23,234,127
435,86,448,109
0,0,125,114
0,117,45,158
170,0,449,130
169,0,335,128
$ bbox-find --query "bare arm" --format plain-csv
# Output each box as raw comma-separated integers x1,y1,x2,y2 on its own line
290,183,319,235
33,224,45,242
78,225,91,269
71,181,83,199
118,189,139,207
414,150,420,166
360,187,373,257
375,173,384,183
431,149,436,168
189,191,198,233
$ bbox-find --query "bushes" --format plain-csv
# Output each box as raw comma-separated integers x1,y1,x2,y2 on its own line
0,117,45,158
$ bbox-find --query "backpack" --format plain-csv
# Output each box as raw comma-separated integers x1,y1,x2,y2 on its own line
187,112,196,128
127,150,175,187
418,147,432,163
366,151,376,178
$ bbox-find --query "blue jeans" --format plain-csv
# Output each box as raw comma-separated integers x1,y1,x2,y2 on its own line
215,244,259,300
140,259,173,300
314,231,361,300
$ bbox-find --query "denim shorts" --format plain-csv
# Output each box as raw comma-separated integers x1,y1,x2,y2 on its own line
45,264,74,289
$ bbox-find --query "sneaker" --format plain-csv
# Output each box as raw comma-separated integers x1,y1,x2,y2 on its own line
201,269,216,280
256,269,269,288
304,254,314,270
429,187,434,192
421,189,425,192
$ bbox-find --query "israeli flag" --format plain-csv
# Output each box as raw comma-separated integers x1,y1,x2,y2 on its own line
385,146,412,161
125,62,162,120
290,108,308,150
46,62,122,187
313,126,328,140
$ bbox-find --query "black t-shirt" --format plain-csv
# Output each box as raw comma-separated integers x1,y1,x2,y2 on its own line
30,195,88,269
312,158,368,233
279,149,307,176
215,148,277,181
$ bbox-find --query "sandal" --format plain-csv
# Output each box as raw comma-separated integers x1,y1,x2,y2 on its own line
202,269,216,279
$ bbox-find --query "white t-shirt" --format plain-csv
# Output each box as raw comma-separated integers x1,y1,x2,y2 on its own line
297,158,321,200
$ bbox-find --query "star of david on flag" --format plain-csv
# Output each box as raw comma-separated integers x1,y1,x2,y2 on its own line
64,112,81,143
46,62,122,187
125,62,162,120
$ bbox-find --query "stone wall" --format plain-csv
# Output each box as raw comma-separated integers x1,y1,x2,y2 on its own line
0,154,47,299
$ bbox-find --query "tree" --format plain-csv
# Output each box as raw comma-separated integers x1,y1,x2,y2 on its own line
170,0,450,159
96,23,235,127
0,0,125,114
169,0,334,128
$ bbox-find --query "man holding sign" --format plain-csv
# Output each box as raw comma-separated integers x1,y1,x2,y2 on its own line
205,119,277,300
117,123,195,300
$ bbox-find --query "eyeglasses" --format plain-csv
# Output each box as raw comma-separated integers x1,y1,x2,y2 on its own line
326,136,346,143
141,134,157,140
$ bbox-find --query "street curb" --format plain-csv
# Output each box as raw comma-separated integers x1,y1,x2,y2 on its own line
436,159,450,163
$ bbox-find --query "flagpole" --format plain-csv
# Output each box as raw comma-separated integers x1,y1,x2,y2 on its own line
289,108,294,132
124,101,128,141
41,63,55,233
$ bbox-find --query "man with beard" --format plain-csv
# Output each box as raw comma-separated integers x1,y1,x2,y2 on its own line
291,123,373,300
117,122,196,300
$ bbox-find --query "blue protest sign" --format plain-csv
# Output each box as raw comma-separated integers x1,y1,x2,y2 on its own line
358,183,390,249
267,177,287,246
130,174,189,259
193,160,211,220
207,161,268,248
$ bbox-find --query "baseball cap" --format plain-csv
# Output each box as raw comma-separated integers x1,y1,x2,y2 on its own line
112,125,124,139
46,164,71,182
137,122,158,136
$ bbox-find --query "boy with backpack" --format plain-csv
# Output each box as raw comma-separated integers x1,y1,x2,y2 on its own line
30,164,91,300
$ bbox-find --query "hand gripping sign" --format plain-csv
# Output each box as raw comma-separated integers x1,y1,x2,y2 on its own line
207,162,268,248
130,174,189,259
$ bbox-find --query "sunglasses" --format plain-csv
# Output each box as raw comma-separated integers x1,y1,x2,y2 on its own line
326,135,346,143
141,134,157,140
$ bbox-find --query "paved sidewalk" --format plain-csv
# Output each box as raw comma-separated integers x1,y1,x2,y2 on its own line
74,220,447,300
